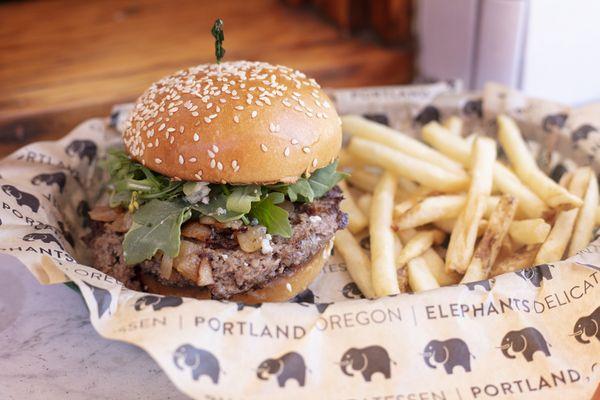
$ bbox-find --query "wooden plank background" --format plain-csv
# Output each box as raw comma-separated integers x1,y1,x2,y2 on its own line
0,0,413,157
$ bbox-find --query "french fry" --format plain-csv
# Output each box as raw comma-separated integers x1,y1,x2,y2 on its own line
462,195,517,282
422,121,548,218
497,115,582,210
596,205,600,226
535,168,590,264
491,245,540,277
342,115,465,175
348,137,469,192
357,193,372,215
444,116,463,136
347,168,380,192
339,181,368,233
394,195,499,227
397,229,460,286
396,230,445,266
370,172,400,296
568,167,599,256
446,137,496,273
509,219,551,245
338,149,365,169
397,177,419,194
407,257,440,292
334,230,376,298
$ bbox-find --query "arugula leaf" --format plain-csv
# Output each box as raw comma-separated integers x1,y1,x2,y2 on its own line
226,185,261,213
250,193,292,238
193,193,245,222
122,200,191,264
307,160,347,197
285,179,314,202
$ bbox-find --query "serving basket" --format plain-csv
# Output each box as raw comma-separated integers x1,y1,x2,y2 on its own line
0,82,598,399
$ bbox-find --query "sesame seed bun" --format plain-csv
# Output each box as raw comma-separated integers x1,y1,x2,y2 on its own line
139,241,331,303
124,61,342,184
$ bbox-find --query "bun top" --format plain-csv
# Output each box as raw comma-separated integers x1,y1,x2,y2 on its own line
123,61,342,184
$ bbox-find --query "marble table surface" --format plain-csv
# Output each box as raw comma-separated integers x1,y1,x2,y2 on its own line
0,254,189,400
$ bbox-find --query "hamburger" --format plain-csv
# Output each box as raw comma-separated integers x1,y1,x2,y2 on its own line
86,61,348,303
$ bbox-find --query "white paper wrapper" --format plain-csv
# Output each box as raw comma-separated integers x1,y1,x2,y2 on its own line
1,82,599,400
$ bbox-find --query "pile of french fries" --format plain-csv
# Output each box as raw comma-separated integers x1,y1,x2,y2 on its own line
334,114,600,298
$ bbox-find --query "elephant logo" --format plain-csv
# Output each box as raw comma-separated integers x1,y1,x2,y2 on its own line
134,295,183,311
415,105,440,125
236,302,262,311
65,139,97,164
571,124,597,143
31,172,67,193
572,306,600,344
500,327,551,361
81,281,112,318
550,164,568,183
542,113,568,132
257,352,306,388
462,279,494,291
515,264,553,287
423,338,473,374
292,289,331,314
77,200,91,228
23,233,64,250
57,221,75,247
339,346,393,381
2,185,39,213
463,99,483,118
173,344,220,384
363,114,389,126
342,282,365,299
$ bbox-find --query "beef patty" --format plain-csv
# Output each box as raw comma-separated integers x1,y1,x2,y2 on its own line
85,187,347,298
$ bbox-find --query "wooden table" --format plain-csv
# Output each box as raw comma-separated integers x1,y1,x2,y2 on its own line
0,0,413,157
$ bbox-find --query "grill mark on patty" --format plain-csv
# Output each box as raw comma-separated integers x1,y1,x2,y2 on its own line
85,187,347,298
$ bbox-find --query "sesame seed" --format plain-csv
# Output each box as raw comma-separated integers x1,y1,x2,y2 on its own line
209,114,217,119
312,158,318,167
179,126,185,133
231,160,238,169
323,100,331,109
293,105,303,112
291,139,299,145
189,157,197,163
263,97,271,105
210,159,216,168
204,117,211,123
233,115,240,123
167,127,175,133
282,99,291,107
193,133,200,141
251,111,258,119
269,123,277,133
284,147,290,157
235,105,244,111
158,123,166,131
256,100,264,107
155,158,162,164
178,155,184,164
261,144,268,152
169,136,175,144
194,170,203,180
192,112,199,117
208,150,215,158
212,145,219,153
303,147,310,154
217,162,223,171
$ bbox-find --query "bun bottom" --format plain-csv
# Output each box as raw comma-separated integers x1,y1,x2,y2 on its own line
139,241,332,303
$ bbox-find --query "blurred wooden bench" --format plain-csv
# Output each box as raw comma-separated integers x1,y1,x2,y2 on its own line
0,0,413,157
